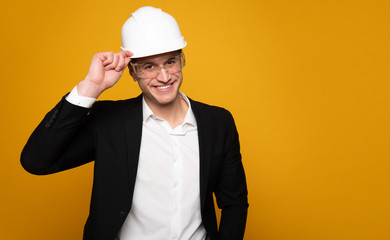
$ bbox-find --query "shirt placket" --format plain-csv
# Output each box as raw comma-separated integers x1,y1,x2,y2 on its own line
171,132,181,240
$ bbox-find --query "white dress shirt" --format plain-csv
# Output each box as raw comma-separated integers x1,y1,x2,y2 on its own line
66,87,206,240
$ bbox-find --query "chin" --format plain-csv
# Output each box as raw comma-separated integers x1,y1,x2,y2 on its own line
155,91,180,104
156,96,177,106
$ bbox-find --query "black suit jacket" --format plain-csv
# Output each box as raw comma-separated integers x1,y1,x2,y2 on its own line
21,94,248,240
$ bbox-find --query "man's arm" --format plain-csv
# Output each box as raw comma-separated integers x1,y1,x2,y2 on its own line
20,51,133,174
215,112,249,239
21,96,95,174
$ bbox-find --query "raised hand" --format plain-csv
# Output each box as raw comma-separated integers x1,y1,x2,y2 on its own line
77,51,133,98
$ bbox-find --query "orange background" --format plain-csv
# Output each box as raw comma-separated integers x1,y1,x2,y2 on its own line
1,0,390,239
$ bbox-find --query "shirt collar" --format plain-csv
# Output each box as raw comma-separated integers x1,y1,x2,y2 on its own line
142,92,197,127
142,97,155,122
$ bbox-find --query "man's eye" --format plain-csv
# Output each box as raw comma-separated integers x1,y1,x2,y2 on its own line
142,64,155,71
166,59,177,65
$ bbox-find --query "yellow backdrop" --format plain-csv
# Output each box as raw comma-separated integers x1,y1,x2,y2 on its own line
1,0,389,239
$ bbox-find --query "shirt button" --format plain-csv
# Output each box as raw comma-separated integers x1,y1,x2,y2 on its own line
173,181,178,187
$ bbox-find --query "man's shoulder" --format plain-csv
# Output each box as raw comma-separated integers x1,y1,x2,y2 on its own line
88,95,143,121
189,98,234,121
93,95,142,109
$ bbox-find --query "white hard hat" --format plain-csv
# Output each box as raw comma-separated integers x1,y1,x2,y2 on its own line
121,6,187,58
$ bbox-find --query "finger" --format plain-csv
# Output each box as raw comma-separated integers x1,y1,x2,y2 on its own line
105,54,120,71
122,50,133,59
115,54,127,72
102,52,114,66
124,56,131,66
122,51,133,66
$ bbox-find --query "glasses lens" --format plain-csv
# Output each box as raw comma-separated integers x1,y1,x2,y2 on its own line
165,55,181,74
133,53,185,79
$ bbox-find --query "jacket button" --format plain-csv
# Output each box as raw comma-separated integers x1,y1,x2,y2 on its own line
119,211,126,217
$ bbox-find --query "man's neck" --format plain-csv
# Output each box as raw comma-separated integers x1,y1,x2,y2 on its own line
146,95,189,129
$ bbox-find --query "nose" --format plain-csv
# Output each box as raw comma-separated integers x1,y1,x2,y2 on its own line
156,66,171,82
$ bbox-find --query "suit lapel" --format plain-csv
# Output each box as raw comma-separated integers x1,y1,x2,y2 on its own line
191,99,212,211
123,95,144,194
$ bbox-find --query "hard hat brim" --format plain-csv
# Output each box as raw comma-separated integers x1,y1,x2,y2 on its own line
121,41,187,59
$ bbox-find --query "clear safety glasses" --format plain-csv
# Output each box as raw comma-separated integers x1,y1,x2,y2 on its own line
130,52,186,79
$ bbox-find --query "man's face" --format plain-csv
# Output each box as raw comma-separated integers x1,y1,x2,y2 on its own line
130,51,184,109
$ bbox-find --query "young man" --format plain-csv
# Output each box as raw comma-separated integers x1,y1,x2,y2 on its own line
21,6,248,240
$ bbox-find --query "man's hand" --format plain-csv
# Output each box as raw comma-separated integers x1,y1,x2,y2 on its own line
77,51,133,98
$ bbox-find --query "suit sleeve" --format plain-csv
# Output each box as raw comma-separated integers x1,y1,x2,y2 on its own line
21,95,96,175
215,111,249,240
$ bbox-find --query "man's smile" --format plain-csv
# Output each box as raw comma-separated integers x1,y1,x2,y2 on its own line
153,82,175,92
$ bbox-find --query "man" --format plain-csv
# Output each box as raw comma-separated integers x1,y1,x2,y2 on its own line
21,6,248,240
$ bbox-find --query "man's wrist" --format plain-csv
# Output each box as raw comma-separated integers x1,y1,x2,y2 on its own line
65,86,97,108
76,78,105,98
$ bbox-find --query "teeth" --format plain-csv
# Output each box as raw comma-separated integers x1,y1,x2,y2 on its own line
157,85,171,90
